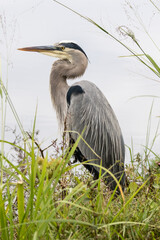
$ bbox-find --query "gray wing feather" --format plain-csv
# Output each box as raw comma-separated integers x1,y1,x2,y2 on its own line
66,80,125,180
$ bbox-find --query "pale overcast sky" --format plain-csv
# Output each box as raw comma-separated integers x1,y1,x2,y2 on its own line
1,0,160,159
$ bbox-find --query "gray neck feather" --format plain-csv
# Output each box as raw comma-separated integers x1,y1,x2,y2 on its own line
50,53,88,130
50,60,69,130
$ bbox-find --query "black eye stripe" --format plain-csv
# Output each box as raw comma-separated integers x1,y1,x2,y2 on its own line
60,42,88,59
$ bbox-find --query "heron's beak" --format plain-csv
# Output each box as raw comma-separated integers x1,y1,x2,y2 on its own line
18,45,59,53
18,45,71,60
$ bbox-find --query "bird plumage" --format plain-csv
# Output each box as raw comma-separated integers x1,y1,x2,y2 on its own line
67,80,125,189
18,41,125,190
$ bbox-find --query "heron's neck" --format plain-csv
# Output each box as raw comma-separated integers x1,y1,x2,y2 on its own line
50,63,69,129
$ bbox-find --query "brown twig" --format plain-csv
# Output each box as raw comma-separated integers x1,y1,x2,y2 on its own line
27,132,57,158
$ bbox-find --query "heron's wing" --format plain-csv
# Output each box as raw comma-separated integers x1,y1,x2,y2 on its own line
66,80,125,183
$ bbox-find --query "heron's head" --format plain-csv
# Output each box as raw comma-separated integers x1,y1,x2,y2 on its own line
18,41,88,64
19,41,88,79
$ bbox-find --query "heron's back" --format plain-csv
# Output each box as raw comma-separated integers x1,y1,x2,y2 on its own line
67,80,125,189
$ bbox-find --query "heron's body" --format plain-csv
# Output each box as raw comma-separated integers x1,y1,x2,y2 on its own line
67,80,125,189
67,81,125,178
19,41,125,190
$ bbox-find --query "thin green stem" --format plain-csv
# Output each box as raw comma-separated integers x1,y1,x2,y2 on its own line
53,0,160,78
0,57,4,184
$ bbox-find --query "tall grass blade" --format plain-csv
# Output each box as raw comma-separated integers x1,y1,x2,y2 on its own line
52,0,160,78
0,185,9,240
1,82,27,140
30,105,38,221
17,176,25,239
34,155,47,218
146,54,160,73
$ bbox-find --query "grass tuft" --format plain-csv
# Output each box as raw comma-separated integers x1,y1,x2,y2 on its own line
0,127,160,239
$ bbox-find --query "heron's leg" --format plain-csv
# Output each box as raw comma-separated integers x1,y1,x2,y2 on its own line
69,137,100,179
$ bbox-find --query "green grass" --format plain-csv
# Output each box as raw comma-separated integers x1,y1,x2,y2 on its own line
0,129,160,239
0,105,159,239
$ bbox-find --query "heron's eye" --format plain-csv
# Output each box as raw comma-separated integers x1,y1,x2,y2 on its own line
61,46,65,51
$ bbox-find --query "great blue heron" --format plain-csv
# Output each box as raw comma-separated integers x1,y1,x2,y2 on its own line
18,41,125,190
